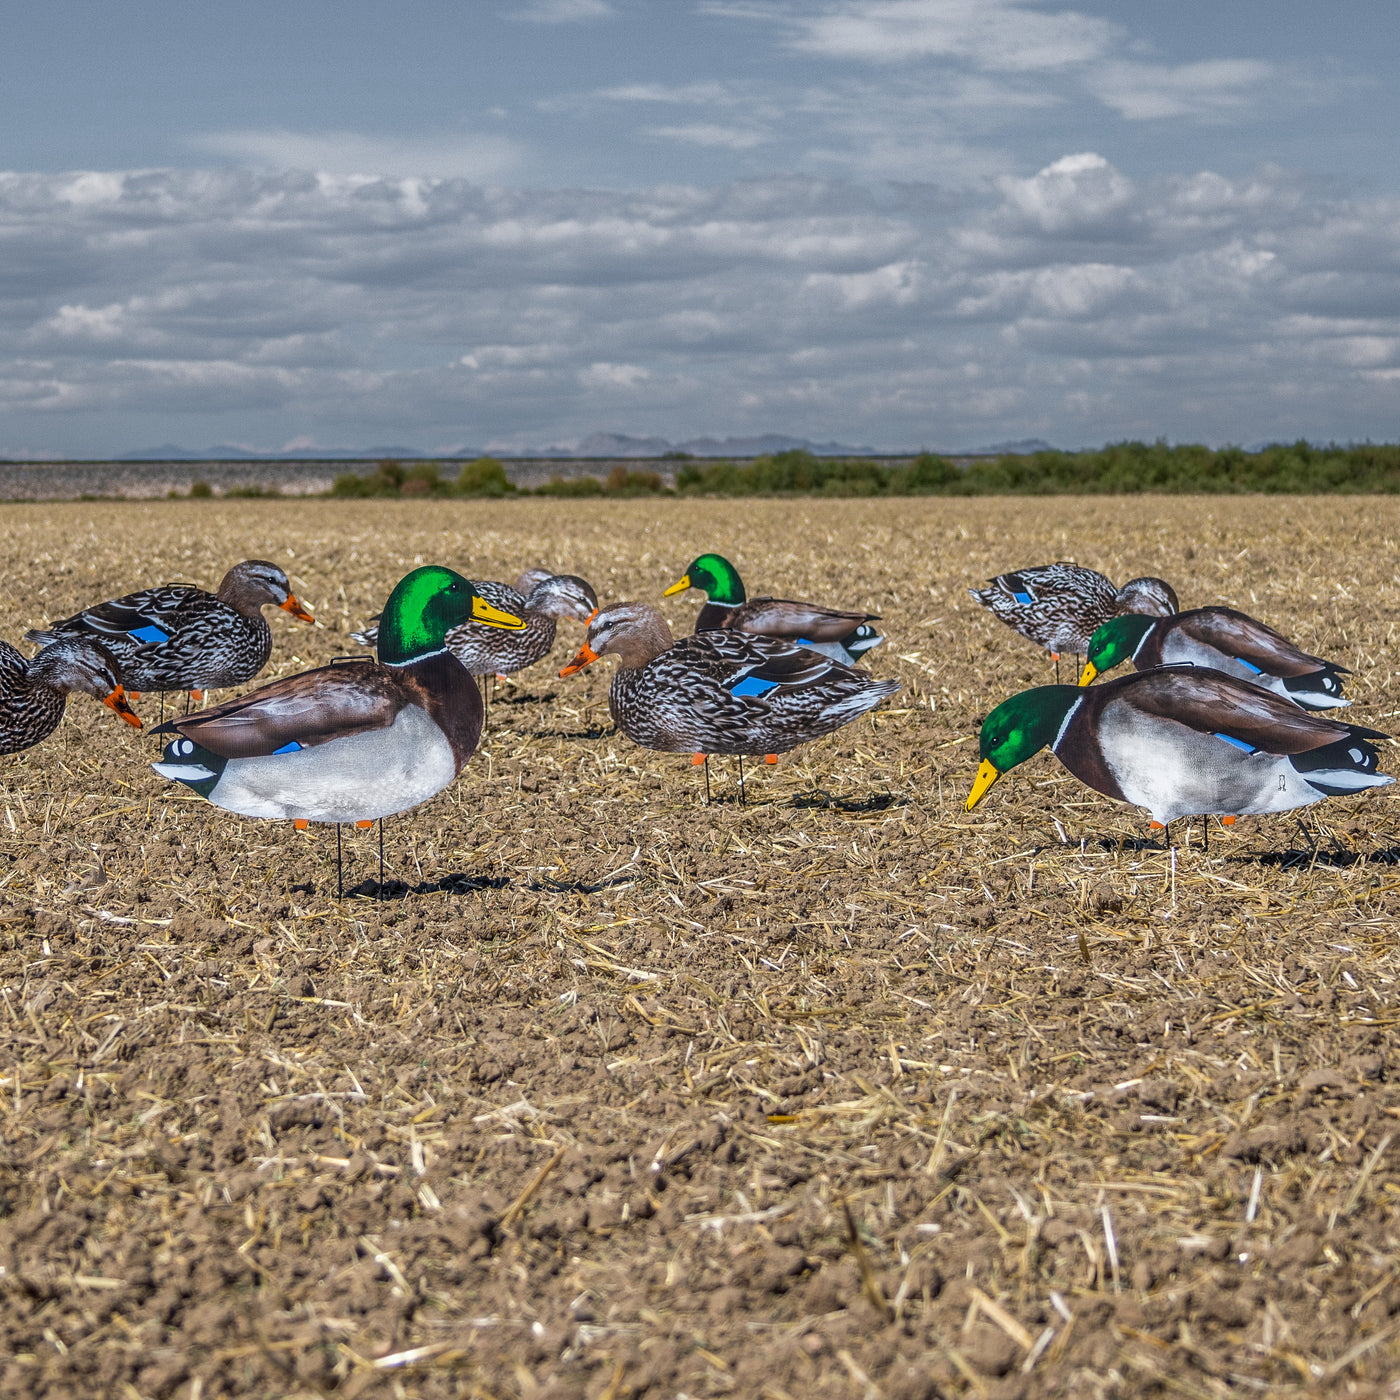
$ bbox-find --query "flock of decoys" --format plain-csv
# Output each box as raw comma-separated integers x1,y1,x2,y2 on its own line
0,547,1390,895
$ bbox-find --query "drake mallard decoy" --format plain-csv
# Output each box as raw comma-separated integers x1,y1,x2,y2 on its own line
27,560,314,701
970,563,1177,666
966,666,1390,829
560,602,899,800
1081,608,1350,710
352,573,597,677
151,567,524,894
663,553,882,664
0,638,140,753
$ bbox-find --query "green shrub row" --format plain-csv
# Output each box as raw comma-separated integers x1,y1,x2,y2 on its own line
172,440,1400,500
326,459,667,499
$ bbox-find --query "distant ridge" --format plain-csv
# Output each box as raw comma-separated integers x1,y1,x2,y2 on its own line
118,443,436,461
114,432,885,461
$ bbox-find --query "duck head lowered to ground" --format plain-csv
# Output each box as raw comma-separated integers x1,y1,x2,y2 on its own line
0,637,140,755
1080,608,1351,711
966,667,1390,831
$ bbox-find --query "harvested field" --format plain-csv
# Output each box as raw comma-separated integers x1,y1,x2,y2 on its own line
2,495,1400,1399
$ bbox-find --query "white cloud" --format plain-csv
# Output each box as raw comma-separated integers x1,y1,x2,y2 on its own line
645,124,769,150
699,0,1287,136
188,129,525,181
1088,59,1276,121
780,0,1118,72
505,0,614,22
995,152,1135,235
579,362,651,389
2,160,1400,452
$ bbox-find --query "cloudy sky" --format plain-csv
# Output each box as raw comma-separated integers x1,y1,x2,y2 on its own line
2,1,1396,457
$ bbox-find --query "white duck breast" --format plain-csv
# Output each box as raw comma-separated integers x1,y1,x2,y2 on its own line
155,705,457,823
1093,699,1389,824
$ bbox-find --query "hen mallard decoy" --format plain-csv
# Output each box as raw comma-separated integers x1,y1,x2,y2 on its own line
151,567,524,895
966,666,1390,832
0,638,140,753
970,562,1176,676
27,560,314,704
561,602,899,801
663,553,882,665
352,572,597,702
1081,608,1350,710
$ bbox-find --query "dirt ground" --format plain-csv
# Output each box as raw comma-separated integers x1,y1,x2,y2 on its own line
1,496,1399,1400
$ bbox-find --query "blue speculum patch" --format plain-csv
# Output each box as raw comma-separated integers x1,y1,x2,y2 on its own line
1234,657,1263,674
272,741,303,755
129,623,169,644
1214,732,1256,753
730,675,780,698
1012,591,1033,605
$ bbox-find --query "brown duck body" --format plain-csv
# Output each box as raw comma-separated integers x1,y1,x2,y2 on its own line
565,603,899,758
27,560,312,693
696,596,877,643
972,562,1177,655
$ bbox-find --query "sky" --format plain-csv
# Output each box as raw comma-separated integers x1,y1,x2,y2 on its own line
1,0,1397,457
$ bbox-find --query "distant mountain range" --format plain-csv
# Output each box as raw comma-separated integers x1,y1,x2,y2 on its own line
116,433,887,461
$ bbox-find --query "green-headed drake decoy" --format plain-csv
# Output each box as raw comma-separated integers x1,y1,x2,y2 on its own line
663,553,882,665
561,602,899,803
0,638,140,752
1081,608,1350,710
352,571,597,723
27,560,314,708
151,566,524,896
966,666,1389,835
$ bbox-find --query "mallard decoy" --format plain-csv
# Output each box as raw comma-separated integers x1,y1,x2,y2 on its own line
151,566,524,896
970,562,1176,678
353,573,596,675
1080,608,1350,710
663,553,882,665
27,560,314,709
965,667,1390,834
560,602,899,802
0,638,140,753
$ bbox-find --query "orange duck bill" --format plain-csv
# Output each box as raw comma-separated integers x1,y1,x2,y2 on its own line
560,642,599,676
280,594,315,623
102,685,142,728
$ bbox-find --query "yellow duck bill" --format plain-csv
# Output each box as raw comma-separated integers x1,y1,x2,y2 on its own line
662,574,692,597
1078,659,1098,686
965,758,1000,811
472,595,527,630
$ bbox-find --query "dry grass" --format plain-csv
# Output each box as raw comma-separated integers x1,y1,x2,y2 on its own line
1,496,1399,1399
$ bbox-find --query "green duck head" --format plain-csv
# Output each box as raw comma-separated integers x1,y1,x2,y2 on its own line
966,686,1082,810
1080,613,1157,685
663,552,746,605
376,566,525,665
